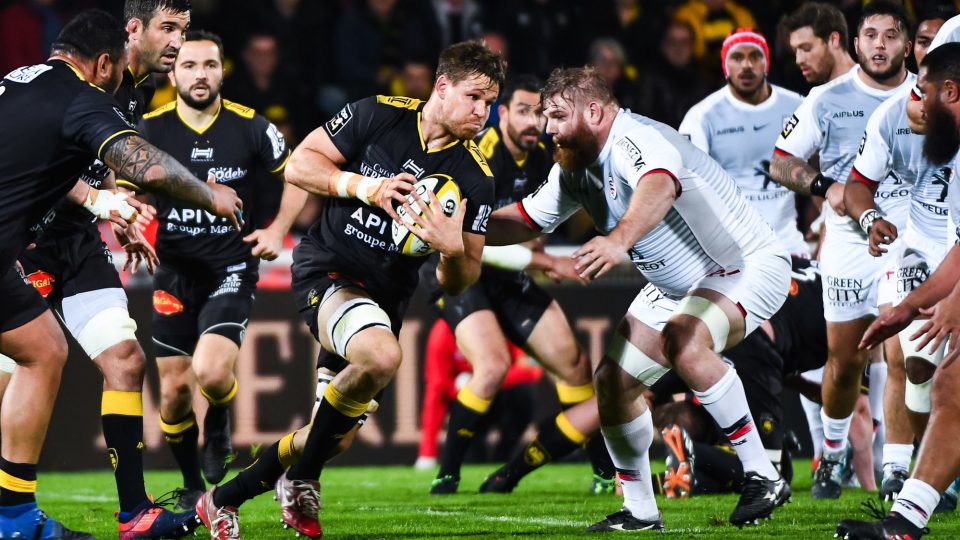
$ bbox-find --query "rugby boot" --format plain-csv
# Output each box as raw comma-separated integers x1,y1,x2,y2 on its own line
202,405,234,484
275,472,322,538
661,424,696,499
0,502,94,539
729,472,791,526
195,489,240,540
586,508,664,532
117,498,199,539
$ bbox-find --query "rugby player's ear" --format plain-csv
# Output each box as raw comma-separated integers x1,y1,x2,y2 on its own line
945,79,960,104
126,18,143,41
586,101,602,126
95,53,113,82
498,102,509,119
828,31,841,50
435,74,449,99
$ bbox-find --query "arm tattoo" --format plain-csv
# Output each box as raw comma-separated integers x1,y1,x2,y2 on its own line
103,135,213,209
769,154,819,195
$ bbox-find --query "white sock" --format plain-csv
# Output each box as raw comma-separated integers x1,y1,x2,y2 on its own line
820,408,852,457
868,362,887,425
891,479,940,529
693,367,779,479
799,395,824,459
601,410,659,520
882,443,914,472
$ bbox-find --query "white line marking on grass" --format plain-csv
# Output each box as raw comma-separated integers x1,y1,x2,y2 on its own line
420,508,585,528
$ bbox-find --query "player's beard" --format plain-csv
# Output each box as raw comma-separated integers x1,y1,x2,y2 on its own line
806,54,834,85
553,122,599,172
922,99,960,165
506,123,540,152
179,82,221,110
858,50,905,83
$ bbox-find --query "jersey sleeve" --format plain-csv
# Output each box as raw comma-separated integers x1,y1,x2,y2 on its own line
774,93,822,160
254,115,290,173
850,104,893,185
62,87,139,160
322,96,379,164
611,128,683,188
678,104,710,152
517,163,583,233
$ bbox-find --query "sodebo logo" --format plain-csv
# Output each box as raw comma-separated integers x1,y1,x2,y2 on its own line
208,167,247,182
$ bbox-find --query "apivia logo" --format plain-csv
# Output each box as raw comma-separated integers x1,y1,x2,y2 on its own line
208,167,247,182
191,147,214,161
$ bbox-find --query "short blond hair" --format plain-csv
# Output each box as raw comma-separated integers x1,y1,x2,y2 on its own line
542,66,617,109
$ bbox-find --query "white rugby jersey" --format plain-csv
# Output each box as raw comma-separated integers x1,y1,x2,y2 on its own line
950,151,960,245
680,84,805,253
519,109,782,299
775,66,915,237
853,87,950,244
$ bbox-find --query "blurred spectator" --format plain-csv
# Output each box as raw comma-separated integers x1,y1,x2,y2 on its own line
429,0,485,46
391,59,435,100
609,0,670,68
479,30,509,62
0,0,61,75
487,0,586,78
674,0,758,82
333,0,441,102
636,20,711,128
225,33,300,139
588,37,642,112
416,319,542,469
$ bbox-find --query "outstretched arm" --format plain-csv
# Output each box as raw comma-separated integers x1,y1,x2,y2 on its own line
486,203,543,246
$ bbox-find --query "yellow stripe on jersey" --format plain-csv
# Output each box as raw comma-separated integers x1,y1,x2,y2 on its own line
116,179,142,191
142,101,176,120
101,390,143,416
477,128,500,160
270,152,291,174
376,95,422,110
223,99,255,119
97,130,138,160
463,139,493,177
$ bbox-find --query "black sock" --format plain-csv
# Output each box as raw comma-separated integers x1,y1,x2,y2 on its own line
161,412,205,491
287,386,366,481
0,458,36,506
502,415,581,480
103,413,148,512
215,431,298,508
437,399,489,479
693,442,744,493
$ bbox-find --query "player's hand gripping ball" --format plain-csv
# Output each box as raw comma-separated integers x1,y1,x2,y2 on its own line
391,174,461,256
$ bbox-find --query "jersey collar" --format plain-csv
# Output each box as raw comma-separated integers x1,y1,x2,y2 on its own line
417,112,460,153
176,100,222,135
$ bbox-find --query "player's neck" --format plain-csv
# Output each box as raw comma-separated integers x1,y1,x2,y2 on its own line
127,49,150,83
829,53,856,81
857,64,907,91
420,99,459,149
499,125,528,163
729,82,771,106
177,96,221,130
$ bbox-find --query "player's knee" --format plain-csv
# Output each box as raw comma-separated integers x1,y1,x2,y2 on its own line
193,359,232,390
96,340,146,390
905,356,937,385
356,338,402,386
159,371,193,408
660,320,704,368
472,353,511,389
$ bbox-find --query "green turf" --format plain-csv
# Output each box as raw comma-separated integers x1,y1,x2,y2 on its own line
34,461,960,538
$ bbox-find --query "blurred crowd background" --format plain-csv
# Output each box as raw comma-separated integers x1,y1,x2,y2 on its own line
3,0,957,242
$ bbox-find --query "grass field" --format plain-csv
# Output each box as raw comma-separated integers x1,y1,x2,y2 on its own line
38,461,960,538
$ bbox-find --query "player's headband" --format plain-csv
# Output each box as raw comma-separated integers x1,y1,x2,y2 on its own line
721,29,770,78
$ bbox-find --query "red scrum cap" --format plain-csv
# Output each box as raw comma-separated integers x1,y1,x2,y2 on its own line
721,29,770,78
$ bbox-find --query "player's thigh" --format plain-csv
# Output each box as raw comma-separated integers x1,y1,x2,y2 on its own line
599,284,673,396
680,251,791,353
314,282,396,363
152,267,201,358
820,229,890,324
193,267,258,369
0,265,65,364
453,309,512,373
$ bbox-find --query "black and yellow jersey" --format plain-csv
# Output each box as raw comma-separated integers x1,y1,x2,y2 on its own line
139,99,290,272
293,95,495,300
0,60,138,269
37,65,158,240
475,125,552,210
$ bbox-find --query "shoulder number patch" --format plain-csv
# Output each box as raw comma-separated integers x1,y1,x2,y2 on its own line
781,114,799,139
325,105,353,136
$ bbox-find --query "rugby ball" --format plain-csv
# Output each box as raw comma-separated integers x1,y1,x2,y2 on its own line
391,174,462,256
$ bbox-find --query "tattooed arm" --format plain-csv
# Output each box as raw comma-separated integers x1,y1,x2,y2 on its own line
102,135,243,228
769,152,846,214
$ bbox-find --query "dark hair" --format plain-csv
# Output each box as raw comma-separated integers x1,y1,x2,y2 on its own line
185,29,224,61
436,40,506,91
123,0,191,25
917,5,958,32
778,2,849,51
500,74,542,107
857,0,911,37
921,42,960,85
51,9,127,62
542,66,617,108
